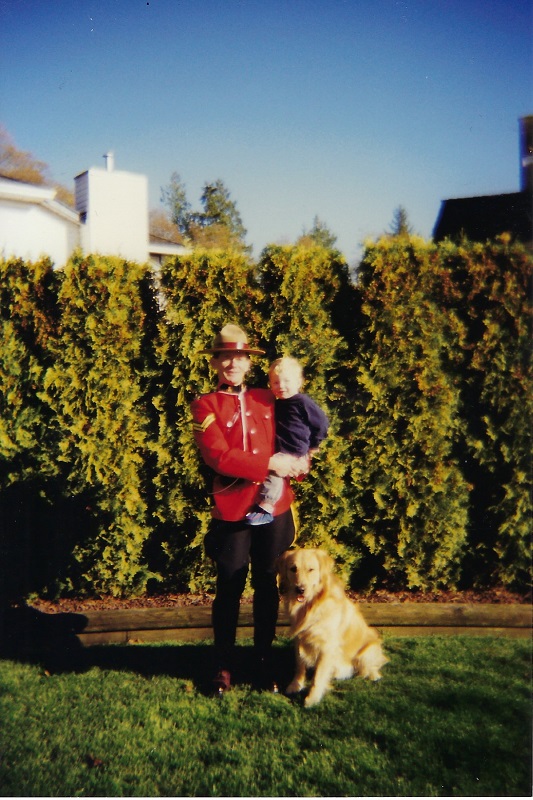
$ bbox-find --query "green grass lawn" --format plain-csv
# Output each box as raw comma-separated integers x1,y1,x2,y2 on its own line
0,635,531,797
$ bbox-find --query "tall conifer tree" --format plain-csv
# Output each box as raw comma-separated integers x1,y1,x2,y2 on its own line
444,238,532,589
41,254,156,596
351,237,469,590
153,249,264,590
257,244,358,578
0,257,62,599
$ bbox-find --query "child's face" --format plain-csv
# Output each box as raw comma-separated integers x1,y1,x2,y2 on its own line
269,368,302,399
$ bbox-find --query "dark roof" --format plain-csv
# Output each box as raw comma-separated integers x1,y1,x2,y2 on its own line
433,190,532,244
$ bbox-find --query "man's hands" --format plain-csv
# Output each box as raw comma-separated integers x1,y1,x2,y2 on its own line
268,452,308,477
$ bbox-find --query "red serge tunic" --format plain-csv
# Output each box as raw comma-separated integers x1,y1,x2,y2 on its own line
191,386,294,522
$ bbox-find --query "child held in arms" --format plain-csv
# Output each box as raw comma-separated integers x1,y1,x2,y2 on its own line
246,356,329,525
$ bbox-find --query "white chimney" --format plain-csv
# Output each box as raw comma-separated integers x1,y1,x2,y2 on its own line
74,158,149,263
103,151,115,172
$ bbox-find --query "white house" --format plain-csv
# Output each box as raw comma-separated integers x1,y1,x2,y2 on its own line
0,176,80,266
0,154,188,268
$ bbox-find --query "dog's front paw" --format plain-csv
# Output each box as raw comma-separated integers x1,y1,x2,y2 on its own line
362,666,384,681
285,679,305,695
303,688,325,708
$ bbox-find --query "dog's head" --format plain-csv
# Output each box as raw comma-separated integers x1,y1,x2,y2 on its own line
276,548,335,605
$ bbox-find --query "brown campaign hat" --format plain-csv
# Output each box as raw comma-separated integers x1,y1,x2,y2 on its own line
200,323,266,355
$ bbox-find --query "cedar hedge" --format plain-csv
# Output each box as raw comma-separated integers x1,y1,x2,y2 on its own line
0,237,531,599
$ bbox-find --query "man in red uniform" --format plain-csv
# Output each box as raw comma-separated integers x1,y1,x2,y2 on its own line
191,324,302,694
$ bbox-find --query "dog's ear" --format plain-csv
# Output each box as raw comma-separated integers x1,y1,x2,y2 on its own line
315,549,334,574
315,549,335,591
274,551,287,574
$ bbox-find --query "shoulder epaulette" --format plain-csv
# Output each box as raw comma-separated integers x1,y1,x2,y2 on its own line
193,413,216,434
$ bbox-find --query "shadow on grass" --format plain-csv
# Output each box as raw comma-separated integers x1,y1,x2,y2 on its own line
0,604,295,694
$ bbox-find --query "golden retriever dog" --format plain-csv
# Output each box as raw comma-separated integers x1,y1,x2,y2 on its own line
276,548,388,707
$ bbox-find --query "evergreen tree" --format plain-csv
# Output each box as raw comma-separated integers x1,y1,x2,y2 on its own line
41,254,157,596
0,257,59,486
0,257,95,599
152,249,263,591
161,174,248,251
257,244,358,578
351,236,469,590
443,238,532,589
160,172,192,236
0,257,63,600
195,179,248,250
199,180,245,233
389,205,413,236
298,216,338,250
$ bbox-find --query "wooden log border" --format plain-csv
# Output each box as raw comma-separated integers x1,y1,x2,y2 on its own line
71,603,532,646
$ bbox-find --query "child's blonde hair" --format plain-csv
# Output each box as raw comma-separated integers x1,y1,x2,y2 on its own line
269,356,304,386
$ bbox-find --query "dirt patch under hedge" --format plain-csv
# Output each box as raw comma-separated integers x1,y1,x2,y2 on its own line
28,586,531,615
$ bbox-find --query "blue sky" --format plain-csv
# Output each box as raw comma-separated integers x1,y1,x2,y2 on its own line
1,0,531,263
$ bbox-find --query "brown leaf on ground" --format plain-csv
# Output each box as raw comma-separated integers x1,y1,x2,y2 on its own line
85,754,105,769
